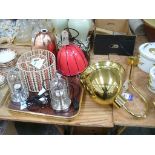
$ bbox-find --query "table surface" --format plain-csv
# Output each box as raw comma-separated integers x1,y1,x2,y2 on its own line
0,36,155,128
0,44,113,128
111,55,155,128
112,36,155,128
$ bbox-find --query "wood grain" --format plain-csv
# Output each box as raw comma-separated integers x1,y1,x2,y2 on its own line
0,45,113,127
112,56,155,127
0,91,113,127
0,85,9,107
1,36,153,128
112,36,155,127
91,36,155,128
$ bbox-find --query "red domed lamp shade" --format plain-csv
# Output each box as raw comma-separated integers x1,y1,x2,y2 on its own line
57,44,88,76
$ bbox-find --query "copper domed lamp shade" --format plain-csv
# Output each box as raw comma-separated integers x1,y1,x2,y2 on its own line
33,29,56,55
57,44,88,76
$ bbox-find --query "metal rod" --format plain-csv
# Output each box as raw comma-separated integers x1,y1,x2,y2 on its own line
122,56,149,118
129,63,133,81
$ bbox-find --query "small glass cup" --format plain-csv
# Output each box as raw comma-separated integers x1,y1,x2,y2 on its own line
49,73,71,112
7,67,29,105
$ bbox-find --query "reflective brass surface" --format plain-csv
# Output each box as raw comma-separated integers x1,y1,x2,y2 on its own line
81,60,148,118
80,61,125,105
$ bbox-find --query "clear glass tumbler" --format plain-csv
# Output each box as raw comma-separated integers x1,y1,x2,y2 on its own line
50,73,71,112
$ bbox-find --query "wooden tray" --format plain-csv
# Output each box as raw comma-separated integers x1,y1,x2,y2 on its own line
0,85,9,107
8,77,84,120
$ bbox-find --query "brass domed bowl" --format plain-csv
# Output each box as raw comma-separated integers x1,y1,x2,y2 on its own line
80,61,125,105
81,60,148,118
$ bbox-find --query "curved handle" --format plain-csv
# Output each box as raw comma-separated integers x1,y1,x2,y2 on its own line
64,27,79,40
114,94,148,118
119,56,149,118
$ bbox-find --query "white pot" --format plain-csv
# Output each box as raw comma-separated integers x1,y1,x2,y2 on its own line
52,19,68,35
138,42,155,73
68,19,93,43
148,66,155,93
